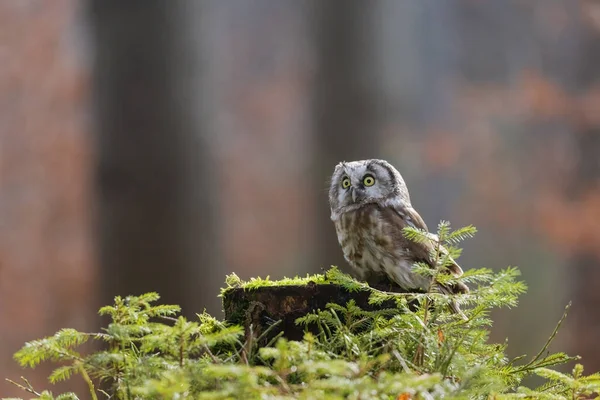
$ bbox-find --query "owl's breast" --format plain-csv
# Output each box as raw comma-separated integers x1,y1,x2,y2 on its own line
334,205,398,274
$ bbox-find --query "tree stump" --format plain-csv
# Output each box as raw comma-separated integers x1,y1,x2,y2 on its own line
223,281,406,345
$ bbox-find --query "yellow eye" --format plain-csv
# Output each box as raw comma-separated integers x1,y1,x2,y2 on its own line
341,177,351,189
363,175,375,186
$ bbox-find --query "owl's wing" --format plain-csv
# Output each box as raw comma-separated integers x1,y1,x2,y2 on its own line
384,202,469,316
384,202,464,279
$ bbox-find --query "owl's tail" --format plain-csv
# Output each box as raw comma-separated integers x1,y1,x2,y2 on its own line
437,282,469,321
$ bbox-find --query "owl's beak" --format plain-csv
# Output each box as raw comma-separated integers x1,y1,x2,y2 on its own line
351,187,365,202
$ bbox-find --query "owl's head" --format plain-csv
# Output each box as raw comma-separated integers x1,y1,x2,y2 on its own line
328,159,411,218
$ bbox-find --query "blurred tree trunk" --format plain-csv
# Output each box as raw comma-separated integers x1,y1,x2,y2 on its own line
568,11,600,372
88,1,221,317
309,1,382,273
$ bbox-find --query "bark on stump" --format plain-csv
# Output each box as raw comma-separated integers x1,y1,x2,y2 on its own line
223,282,405,345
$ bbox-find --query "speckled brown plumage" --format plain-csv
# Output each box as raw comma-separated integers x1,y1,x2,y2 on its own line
328,159,468,308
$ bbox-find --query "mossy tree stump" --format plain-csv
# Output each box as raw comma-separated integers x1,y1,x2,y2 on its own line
223,280,408,345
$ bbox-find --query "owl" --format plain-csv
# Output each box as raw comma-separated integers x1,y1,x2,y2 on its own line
328,159,468,313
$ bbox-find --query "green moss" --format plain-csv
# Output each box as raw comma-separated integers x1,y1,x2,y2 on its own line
220,269,333,296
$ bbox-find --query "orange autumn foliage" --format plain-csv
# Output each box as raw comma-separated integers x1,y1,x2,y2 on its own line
518,70,571,119
537,187,600,257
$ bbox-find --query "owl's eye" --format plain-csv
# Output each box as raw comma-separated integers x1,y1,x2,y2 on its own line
341,177,351,189
363,175,375,187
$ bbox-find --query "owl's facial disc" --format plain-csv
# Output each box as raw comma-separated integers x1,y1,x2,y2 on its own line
330,159,411,219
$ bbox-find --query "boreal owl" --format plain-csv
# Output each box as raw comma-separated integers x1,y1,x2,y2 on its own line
328,159,468,314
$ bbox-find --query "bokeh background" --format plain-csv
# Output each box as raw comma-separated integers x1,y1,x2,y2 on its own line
2,0,600,396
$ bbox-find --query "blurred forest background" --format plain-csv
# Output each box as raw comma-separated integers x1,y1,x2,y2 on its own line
2,0,600,396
